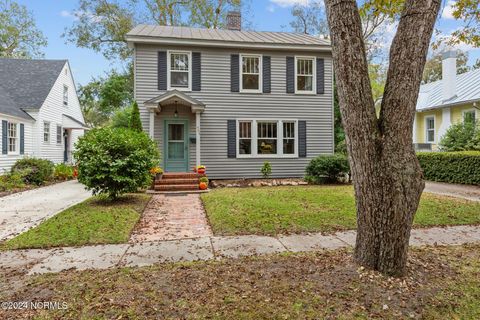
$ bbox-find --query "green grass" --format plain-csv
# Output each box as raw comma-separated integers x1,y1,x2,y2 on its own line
201,185,480,236
0,194,151,250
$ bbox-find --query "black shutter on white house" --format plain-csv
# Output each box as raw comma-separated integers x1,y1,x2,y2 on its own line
1,120,7,155
20,123,24,155
192,52,201,91
286,56,294,93
227,120,236,158
316,58,325,94
158,51,167,90
262,56,271,93
231,54,239,92
298,120,307,157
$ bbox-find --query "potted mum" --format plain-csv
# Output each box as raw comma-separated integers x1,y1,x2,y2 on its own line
150,167,163,180
197,165,206,174
199,176,209,190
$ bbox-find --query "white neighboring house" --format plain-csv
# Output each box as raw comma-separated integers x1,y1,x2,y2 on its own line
0,58,87,174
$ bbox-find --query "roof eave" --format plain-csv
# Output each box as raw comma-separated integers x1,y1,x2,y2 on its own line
125,35,332,52
417,98,480,112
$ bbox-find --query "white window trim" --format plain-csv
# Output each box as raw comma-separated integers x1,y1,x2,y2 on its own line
294,56,316,95
7,122,19,155
462,108,477,123
43,121,50,143
240,54,263,93
425,116,435,143
236,119,298,158
56,125,63,145
167,50,192,91
63,85,68,107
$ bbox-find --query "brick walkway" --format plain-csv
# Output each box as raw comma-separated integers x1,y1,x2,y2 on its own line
129,194,212,242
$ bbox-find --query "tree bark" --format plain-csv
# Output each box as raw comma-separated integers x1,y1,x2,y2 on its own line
324,0,441,276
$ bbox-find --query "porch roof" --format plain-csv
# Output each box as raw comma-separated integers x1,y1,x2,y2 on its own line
144,90,205,113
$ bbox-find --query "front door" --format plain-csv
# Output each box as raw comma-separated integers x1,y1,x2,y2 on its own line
164,120,189,172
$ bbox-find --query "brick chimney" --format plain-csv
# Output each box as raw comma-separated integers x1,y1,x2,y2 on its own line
226,11,241,31
442,50,457,102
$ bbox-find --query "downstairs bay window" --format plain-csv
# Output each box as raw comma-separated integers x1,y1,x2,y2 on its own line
237,120,298,157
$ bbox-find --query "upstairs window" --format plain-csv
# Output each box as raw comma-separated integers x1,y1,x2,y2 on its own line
240,54,261,92
463,110,476,124
43,121,50,143
8,122,18,154
425,116,435,143
168,51,191,90
295,57,315,94
63,85,68,106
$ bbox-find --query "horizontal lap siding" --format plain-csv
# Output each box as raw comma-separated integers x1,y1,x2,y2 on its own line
0,116,34,173
135,44,333,179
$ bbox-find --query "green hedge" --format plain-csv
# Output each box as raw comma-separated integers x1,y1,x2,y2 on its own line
417,151,480,185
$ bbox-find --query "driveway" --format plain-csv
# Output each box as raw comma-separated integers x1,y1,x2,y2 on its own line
0,180,91,241
424,181,480,202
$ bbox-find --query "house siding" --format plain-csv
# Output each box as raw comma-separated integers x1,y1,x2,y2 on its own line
135,44,334,179
0,114,34,173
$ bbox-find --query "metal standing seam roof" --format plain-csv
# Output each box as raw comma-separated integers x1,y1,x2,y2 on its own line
416,68,480,111
126,24,331,48
0,58,67,119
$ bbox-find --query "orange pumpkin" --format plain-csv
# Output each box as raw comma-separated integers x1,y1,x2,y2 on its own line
199,182,208,190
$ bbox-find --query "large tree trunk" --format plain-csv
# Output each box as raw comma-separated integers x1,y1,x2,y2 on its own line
325,0,441,276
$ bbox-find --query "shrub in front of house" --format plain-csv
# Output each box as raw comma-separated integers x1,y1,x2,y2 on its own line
74,127,160,199
260,161,272,178
0,171,26,192
417,151,480,185
11,158,54,186
305,154,350,184
439,121,480,151
53,163,75,181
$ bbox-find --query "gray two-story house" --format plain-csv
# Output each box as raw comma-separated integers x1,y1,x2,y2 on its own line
126,14,333,179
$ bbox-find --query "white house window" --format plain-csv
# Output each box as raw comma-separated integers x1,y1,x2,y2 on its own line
295,57,315,93
425,116,435,143
168,51,191,90
237,120,298,158
463,110,476,124
43,121,50,143
257,121,277,155
56,125,62,144
63,85,68,106
8,122,18,154
238,121,252,155
241,55,261,92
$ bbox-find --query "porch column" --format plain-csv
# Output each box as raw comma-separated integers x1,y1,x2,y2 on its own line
149,109,155,139
195,111,201,168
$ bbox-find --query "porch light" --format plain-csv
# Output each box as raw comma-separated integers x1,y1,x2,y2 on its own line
174,100,179,118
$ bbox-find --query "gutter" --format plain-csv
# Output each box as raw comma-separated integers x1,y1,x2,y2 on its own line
417,98,480,112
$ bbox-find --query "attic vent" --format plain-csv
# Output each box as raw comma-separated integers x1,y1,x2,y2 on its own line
226,11,241,31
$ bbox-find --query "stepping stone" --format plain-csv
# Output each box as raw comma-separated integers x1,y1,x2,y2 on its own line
212,235,286,258
121,237,213,267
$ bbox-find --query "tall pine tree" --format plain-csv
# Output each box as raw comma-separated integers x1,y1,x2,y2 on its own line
129,102,142,132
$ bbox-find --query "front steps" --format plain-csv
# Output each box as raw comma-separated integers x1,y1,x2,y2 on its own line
153,172,205,192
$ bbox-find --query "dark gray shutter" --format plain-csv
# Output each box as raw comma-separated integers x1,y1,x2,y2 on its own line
231,54,239,92
20,123,24,155
1,120,7,155
158,51,167,90
298,120,307,157
286,56,294,93
192,52,201,91
262,56,271,93
316,58,325,94
227,120,236,158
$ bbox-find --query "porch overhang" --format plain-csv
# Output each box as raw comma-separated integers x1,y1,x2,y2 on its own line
62,114,88,130
144,90,205,113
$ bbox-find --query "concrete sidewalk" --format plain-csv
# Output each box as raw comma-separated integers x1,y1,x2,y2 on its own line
0,180,91,241
1,225,479,275
424,181,480,202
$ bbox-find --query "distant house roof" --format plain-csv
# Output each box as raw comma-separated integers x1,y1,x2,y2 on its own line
416,68,480,111
0,58,67,119
126,25,331,51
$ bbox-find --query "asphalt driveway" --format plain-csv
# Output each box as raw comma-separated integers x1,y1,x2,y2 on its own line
0,180,91,241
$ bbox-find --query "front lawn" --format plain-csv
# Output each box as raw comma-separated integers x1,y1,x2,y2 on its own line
0,245,478,319
0,194,151,250
202,186,480,235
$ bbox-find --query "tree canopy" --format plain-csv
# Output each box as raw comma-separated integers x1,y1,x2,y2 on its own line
0,0,47,58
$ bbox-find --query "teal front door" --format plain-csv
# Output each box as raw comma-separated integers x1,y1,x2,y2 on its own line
164,120,189,172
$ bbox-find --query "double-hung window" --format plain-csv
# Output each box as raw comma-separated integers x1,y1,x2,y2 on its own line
63,85,68,106
240,54,262,92
7,122,18,154
425,116,435,143
237,120,298,157
43,121,50,143
463,110,476,124
56,125,62,144
295,57,315,94
168,51,191,90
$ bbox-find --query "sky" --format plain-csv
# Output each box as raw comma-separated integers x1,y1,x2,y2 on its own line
15,0,480,86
